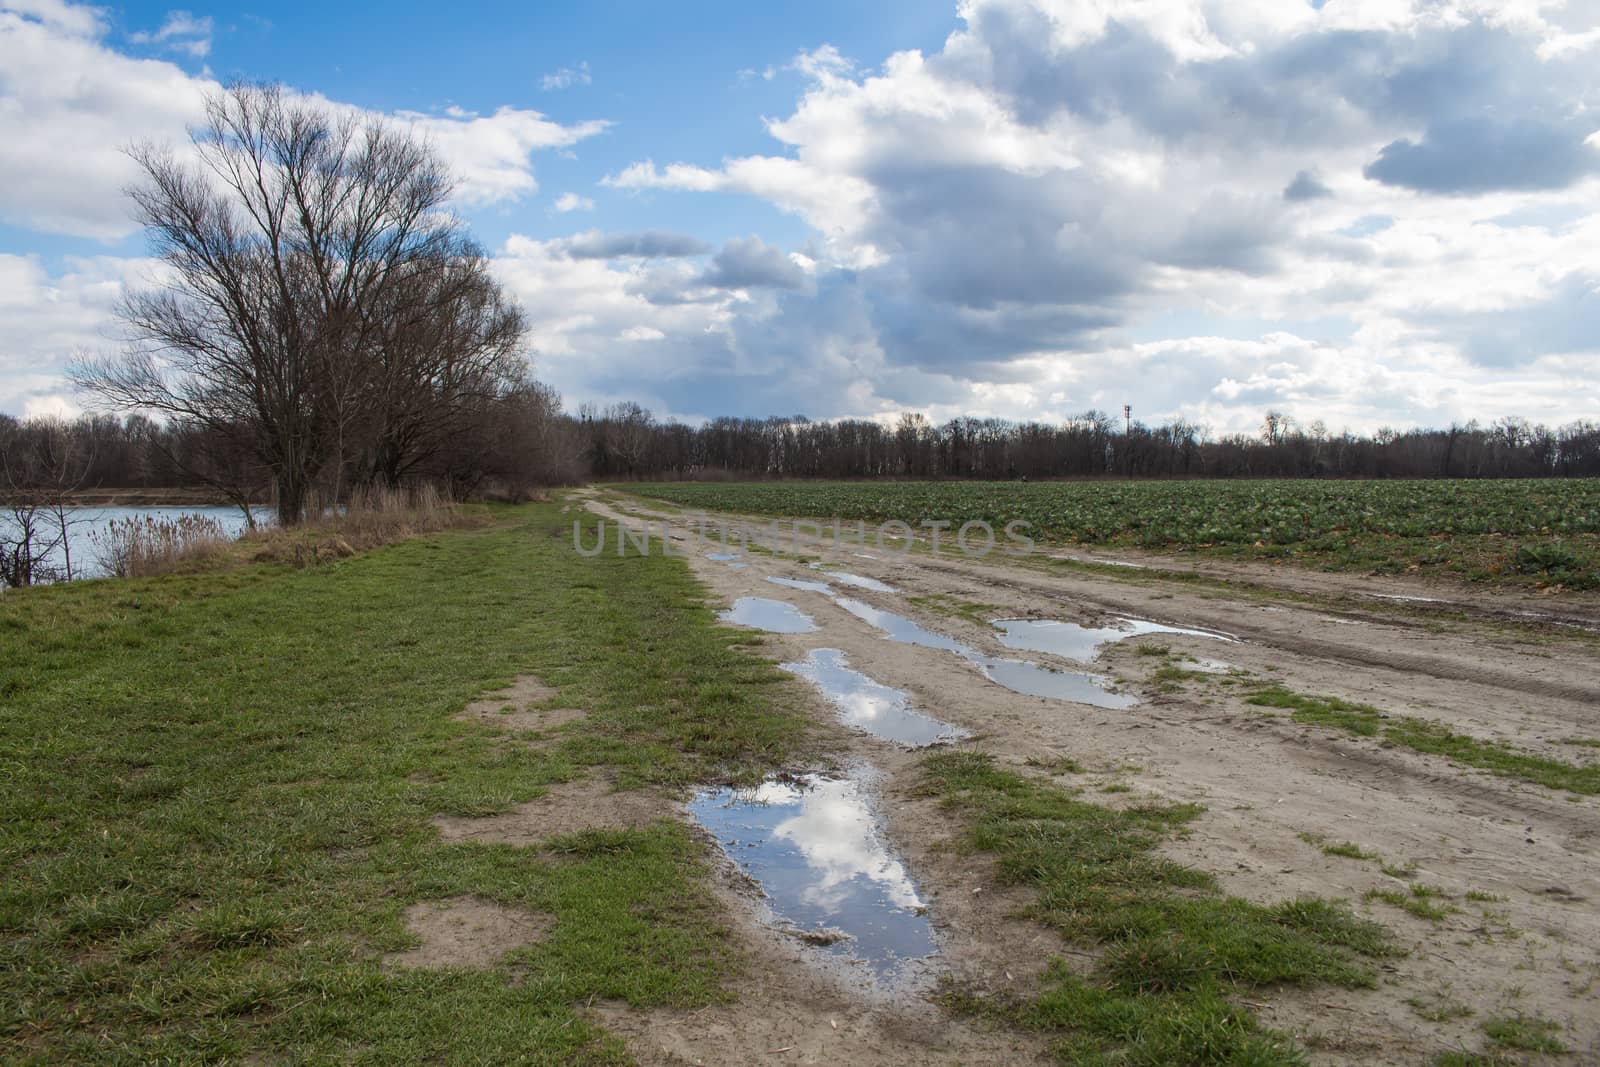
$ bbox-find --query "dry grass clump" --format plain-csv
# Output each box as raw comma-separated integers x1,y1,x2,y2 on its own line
245,485,486,568
91,513,231,578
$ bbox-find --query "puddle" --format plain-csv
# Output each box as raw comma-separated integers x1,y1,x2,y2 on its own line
719,597,819,633
1371,593,1442,603
970,656,1138,708
992,617,1233,663
823,571,900,594
837,598,1135,707
782,649,968,747
706,552,744,562
688,769,937,982
767,576,835,595
835,598,969,653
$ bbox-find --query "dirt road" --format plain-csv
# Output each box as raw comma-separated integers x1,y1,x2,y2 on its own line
580,490,1599,1065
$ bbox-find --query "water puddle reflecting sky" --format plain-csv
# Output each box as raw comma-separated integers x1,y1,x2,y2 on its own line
688,770,937,981
836,598,1135,707
783,649,968,746
992,617,1233,662
719,597,820,633
835,597,969,653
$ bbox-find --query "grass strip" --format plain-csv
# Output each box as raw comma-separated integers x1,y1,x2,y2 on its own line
0,502,815,1063
920,751,1395,1066
1247,687,1600,794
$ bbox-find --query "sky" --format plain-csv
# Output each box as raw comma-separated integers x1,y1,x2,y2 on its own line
2,0,1598,436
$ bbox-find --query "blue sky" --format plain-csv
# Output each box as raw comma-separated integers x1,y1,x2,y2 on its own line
3,0,1599,433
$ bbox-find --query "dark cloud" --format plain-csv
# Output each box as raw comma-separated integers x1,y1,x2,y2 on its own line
700,236,807,289
1283,170,1332,201
563,230,711,259
1364,118,1600,194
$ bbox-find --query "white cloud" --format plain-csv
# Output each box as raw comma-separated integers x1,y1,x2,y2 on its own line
398,106,609,205
553,191,595,212
128,9,212,57
0,253,164,414
0,2,609,237
540,61,591,90
582,0,1600,430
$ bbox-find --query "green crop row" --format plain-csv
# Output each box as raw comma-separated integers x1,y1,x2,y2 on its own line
626,479,1600,584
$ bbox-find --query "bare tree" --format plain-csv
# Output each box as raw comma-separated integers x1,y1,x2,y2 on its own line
0,419,91,587
75,82,521,525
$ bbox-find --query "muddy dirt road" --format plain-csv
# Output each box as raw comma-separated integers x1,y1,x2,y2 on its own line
579,490,1600,1066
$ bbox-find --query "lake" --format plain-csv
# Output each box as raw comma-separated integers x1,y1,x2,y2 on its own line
0,505,264,583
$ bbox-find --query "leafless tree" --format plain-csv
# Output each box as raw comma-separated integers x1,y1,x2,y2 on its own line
75,82,524,525
0,419,92,587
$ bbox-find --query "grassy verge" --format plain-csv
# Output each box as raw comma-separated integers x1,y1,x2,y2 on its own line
1247,687,1600,794
0,503,815,1063
920,752,1395,1066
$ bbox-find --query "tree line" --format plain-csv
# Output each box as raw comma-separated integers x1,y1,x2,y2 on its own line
9,403,1594,507
576,407,1600,481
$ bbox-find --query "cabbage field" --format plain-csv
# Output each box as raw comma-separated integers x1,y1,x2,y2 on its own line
628,479,1600,586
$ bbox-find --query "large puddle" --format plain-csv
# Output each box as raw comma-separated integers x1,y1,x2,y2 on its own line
688,770,937,982
719,597,819,633
836,598,1134,708
992,617,1233,662
782,648,968,746
969,656,1138,708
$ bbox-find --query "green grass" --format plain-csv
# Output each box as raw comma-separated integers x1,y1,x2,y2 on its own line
1247,687,1384,736
1321,841,1378,861
1365,886,1460,923
1482,1014,1567,1053
627,479,1600,588
1247,687,1600,795
0,503,818,1063
920,752,1396,1066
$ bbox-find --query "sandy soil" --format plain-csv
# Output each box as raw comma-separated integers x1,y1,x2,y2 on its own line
569,489,1600,1066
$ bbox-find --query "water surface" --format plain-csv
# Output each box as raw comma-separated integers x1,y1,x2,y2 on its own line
718,597,819,633
688,769,937,981
992,617,1233,662
783,649,967,746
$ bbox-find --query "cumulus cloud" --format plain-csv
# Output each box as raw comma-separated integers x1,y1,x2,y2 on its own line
1364,118,1600,194
0,1,608,237
553,192,595,212
560,230,712,259
700,237,808,290
0,253,163,414
583,0,1600,431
